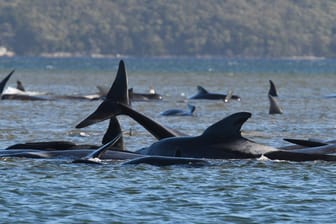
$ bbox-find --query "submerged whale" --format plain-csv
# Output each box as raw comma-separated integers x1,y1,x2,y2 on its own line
75,60,336,162
189,86,240,101
97,85,163,101
73,133,209,166
160,104,196,116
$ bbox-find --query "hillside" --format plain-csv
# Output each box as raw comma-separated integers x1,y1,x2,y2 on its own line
1,0,336,57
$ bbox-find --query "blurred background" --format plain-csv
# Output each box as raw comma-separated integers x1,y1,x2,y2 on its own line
0,0,335,58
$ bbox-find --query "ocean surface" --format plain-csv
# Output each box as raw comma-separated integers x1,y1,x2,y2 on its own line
0,57,335,223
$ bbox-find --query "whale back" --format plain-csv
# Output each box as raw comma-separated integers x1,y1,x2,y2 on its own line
201,112,251,141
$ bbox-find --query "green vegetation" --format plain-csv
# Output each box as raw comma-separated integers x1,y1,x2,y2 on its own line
1,0,336,57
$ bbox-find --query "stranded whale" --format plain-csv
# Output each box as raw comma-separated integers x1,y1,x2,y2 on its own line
160,104,196,116
76,60,336,162
189,86,240,101
97,86,163,102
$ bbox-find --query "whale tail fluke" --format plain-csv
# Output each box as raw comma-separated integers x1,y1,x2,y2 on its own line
76,60,129,128
268,94,283,114
268,80,278,97
187,104,196,115
72,133,122,164
0,70,15,96
106,60,129,104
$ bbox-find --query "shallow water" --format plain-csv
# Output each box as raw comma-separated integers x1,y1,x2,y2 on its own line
0,57,336,223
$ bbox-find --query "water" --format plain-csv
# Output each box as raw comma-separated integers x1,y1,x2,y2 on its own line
0,57,336,223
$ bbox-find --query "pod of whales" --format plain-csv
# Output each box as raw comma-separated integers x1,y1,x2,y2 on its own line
0,70,102,101
1,61,336,165
75,60,336,163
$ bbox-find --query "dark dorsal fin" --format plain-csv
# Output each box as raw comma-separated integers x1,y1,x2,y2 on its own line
197,85,208,94
268,94,283,114
102,116,124,150
106,60,129,104
72,134,122,164
16,80,25,91
0,70,14,95
268,80,278,97
76,60,129,128
187,104,196,115
201,112,251,141
283,138,327,147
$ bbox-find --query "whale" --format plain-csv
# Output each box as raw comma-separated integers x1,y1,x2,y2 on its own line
0,70,46,100
135,112,278,158
6,116,125,151
79,103,336,161
0,70,15,96
0,147,140,160
76,60,183,139
268,94,283,114
134,112,336,161
280,137,336,150
268,80,282,114
72,133,210,166
128,88,163,101
268,80,278,97
0,116,143,160
121,156,210,166
0,74,51,101
160,104,196,116
16,80,25,91
189,86,240,101
74,61,336,162
72,134,125,164
97,85,163,101
1,75,101,101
